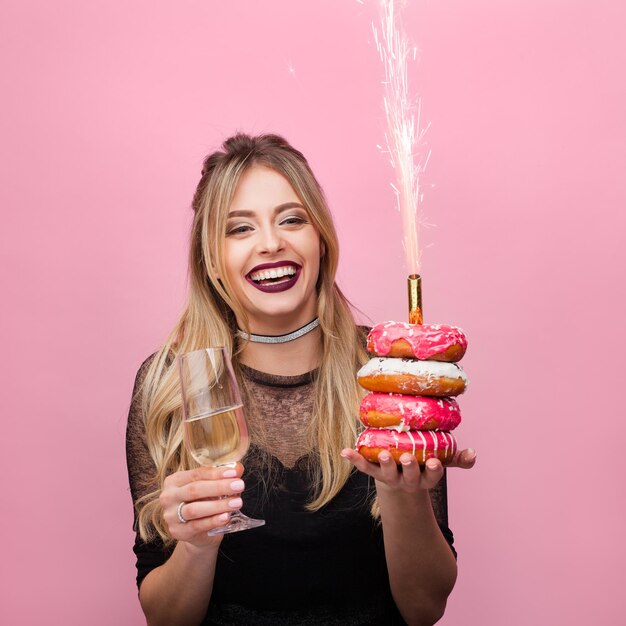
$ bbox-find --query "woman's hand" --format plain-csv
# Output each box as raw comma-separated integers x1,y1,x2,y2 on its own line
340,448,476,494
159,462,246,549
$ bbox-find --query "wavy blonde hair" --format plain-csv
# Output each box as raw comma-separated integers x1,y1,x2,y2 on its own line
135,133,368,542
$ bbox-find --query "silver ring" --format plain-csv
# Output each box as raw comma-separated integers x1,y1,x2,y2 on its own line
176,502,188,524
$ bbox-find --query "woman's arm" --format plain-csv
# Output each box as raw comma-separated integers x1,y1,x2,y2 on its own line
126,359,246,624
139,540,219,626
376,457,457,626
138,464,246,626
342,448,476,626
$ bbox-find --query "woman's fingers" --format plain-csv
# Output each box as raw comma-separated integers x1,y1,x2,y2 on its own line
159,463,248,543
178,476,245,505
447,447,477,469
340,448,378,476
168,502,234,542
176,483,245,523
164,462,244,488
184,511,232,536
160,464,245,511
419,458,445,489
341,448,396,484
377,451,402,486
397,454,421,490
342,449,447,492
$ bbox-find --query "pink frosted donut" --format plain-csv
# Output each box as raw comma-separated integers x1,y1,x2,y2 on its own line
356,428,458,465
367,321,467,362
360,393,461,431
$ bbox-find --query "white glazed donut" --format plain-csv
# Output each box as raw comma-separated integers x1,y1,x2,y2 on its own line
357,358,468,397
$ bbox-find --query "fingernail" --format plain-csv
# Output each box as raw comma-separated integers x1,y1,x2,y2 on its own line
217,512,230,522
426,460,439,471
223,469,237,478
379,453,391,463
230,479,245,492
340,451,349,459
228,497,243,509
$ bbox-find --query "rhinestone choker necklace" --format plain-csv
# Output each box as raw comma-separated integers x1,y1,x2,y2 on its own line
236,318,320,344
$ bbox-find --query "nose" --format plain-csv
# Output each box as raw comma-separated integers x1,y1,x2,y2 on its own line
257,224,285,255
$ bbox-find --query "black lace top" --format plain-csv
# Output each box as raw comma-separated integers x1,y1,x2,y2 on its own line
126,359,455,625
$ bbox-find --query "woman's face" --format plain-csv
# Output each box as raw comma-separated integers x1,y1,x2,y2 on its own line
221,165,323,333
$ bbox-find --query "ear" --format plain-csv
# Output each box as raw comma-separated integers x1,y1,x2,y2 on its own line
319,240,326,258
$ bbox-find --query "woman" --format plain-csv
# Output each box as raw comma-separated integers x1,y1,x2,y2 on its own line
126,133,476,625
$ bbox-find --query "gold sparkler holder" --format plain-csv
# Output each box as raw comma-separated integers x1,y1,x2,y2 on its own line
408,274,423,324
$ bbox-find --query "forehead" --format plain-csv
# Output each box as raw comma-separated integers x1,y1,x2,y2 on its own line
229,165,300,213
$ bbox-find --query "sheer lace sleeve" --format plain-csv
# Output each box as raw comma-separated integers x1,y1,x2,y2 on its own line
126,355,158,508
125,355,172,588
429,470,456,558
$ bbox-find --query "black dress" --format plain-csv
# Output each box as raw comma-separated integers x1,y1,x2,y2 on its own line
127,361,456,625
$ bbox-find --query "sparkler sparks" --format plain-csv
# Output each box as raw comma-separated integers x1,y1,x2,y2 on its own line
373,0,429,275
285,57,303,90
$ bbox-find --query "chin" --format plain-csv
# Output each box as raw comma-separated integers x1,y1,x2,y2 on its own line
234,274,319,330
253,307,312,326
247,298,316,328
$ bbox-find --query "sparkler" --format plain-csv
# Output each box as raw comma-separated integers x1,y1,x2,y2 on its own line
407,273,422,324
373,0,430,323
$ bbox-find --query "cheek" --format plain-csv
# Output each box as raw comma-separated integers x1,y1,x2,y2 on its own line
301,230,323,259
222,242,244,279
305,239,323,281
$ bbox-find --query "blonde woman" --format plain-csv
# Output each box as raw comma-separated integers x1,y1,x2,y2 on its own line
126,133,476,625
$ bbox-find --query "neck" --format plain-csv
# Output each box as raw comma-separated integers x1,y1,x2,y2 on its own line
239,326,322,376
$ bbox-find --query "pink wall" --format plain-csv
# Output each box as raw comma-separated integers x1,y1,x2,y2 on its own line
2,1,624,624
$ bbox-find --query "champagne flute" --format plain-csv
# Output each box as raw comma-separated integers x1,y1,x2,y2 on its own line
177,347,265,535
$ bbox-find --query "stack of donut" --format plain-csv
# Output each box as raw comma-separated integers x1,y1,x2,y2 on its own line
355,322,468,465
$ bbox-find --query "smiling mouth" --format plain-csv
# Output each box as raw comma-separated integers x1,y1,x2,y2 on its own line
246,263,301,293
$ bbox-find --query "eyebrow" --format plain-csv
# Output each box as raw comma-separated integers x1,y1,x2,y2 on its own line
227,202,306,218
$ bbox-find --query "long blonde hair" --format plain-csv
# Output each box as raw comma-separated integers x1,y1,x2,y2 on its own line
135,133,368,542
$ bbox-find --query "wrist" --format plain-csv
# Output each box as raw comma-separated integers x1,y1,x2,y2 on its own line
179,538,221,560
375,480,432,511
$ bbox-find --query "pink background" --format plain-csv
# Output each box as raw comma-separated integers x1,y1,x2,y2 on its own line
2,1,624,624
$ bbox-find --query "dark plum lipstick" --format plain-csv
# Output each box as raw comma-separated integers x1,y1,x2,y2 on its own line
246,261,301,293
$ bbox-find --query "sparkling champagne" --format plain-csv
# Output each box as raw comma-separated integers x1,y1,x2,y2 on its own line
184,404,250,466
179,347,264,534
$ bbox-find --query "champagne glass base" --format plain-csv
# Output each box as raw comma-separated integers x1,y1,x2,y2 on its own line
208,511,265,536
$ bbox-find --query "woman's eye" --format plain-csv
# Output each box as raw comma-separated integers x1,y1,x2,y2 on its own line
280,216,307,226
226,224,253,235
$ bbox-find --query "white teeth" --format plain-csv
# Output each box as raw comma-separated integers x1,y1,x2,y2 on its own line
250,265,297,282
